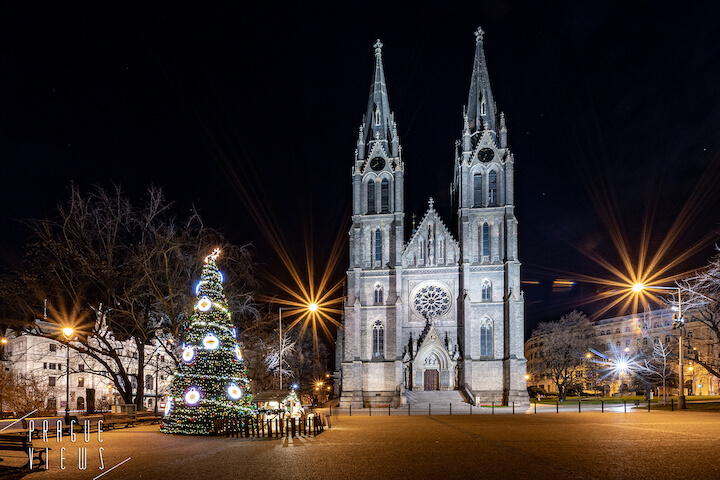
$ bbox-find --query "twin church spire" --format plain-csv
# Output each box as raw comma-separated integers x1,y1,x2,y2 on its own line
357,40,399,161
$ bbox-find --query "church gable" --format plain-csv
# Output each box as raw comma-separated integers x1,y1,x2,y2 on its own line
402,198,459,268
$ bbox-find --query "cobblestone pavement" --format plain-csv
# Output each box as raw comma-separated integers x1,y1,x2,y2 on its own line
1,410,719,479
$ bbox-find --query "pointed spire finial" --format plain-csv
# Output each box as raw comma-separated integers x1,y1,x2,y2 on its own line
474,26,484,43
374,39,383,58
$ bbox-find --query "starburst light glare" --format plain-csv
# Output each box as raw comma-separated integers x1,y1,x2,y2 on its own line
308,302,318,312
632,283,644,292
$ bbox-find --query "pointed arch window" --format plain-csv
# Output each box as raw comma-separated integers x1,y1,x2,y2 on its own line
480,318,492,356
367,181,376,213
473,173,482,207
374,285,383,305
480,99,486,116
374,229,382,264
438,238,445,261
372,320,384,358
481,279,492,302
418,238,425,263
482,223,490,257
488,171,497,205
375,106,381,126
381,178,389,212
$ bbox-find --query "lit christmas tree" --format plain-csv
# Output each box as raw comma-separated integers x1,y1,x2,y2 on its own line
160,248,254,435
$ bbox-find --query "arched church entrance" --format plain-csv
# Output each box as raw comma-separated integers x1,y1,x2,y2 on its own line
424,369,439,390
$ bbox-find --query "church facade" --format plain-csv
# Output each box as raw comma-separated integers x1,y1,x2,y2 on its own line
336,28,527,407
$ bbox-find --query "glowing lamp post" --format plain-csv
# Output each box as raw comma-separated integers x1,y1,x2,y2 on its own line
633,283,686,409
62,327,74,423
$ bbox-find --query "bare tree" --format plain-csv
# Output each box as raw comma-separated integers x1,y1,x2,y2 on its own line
530,310,598,402
679,246,720,379
4,184,257,411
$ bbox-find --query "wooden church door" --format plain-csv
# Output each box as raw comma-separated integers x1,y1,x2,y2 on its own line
424,369,439,391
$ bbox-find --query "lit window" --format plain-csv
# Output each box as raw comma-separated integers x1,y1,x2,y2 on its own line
78,377,84,388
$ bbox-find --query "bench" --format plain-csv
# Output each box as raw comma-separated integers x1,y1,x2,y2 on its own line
71,415,105,433
101,413,135,429
134,411,162,424
0,432,48,469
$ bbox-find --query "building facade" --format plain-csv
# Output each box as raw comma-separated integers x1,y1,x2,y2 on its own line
525,309,720,397
337,28,527,407
1,323,174,414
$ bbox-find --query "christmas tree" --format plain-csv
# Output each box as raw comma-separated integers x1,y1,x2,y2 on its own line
160,248,255,435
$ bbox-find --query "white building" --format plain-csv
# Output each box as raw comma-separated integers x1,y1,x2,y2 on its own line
337,28,527,407
1,322,174,414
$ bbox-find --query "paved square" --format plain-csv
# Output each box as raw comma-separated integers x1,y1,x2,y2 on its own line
2,411,720,479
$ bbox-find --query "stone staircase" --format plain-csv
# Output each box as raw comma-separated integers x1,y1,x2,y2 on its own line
405,390,467,406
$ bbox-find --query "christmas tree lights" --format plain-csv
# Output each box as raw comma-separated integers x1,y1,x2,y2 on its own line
160,248,255,435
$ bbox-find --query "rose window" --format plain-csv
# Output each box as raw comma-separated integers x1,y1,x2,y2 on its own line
413,284,451,318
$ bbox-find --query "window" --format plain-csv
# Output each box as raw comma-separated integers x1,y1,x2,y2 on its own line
481,99,486,116
49,363,56,370
616,341,621,348
374,285,383,304
473,173,482,207
49,344,57,352
482,223,490,257
438,238,445,260
145,375,153,390
418,238,425,261
481,279,491,302
381,178,389,212
43,362,47,369
78,364,84,372
374,230,382,263
375,106,381,125
47,398,57,410
49,376,56,387
78,377,84,388
625,340,630,347
367,181,376,213
642,338,648,346
600,331,605,336
665,336,671,344
372,320,384,358
480,319,493,356
688,331,694,339
488,171,497,205
615,328,621,333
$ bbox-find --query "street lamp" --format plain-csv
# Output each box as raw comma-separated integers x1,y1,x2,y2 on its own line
278,303,321,390
62,327,74,423
632,283,686,409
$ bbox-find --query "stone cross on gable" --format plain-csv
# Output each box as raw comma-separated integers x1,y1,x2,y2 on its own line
428,197,435,210
474,27,484,42
374,39,383,57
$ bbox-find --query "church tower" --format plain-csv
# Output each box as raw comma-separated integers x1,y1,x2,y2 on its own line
452,27,526,405
340,40,405,407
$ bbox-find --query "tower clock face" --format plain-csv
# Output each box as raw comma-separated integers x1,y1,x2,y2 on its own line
479,148,494,162
370,157,386,171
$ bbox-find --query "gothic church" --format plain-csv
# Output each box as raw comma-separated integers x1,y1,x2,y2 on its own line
337,28,527,407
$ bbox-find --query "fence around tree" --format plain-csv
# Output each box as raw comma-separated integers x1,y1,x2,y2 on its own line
211,413,325,438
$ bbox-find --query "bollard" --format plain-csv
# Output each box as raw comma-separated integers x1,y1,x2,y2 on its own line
671,398,674,411
369,405,372,417
450,403,452,416
512,402,515,414
429,404,432,416
470,403,473,415
534,401,537,414
556,401,559,413
329,405,332,417
492,402,495,415
389,405,391,416
349,405,352,417
408,404,410,416
579,400,581,413
601,400,604,413
648,400,651,412
624,400,626,413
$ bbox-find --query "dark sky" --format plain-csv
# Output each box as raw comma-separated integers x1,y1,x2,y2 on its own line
2,2,720,339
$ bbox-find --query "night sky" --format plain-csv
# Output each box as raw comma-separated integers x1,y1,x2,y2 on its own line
2,2,719,339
